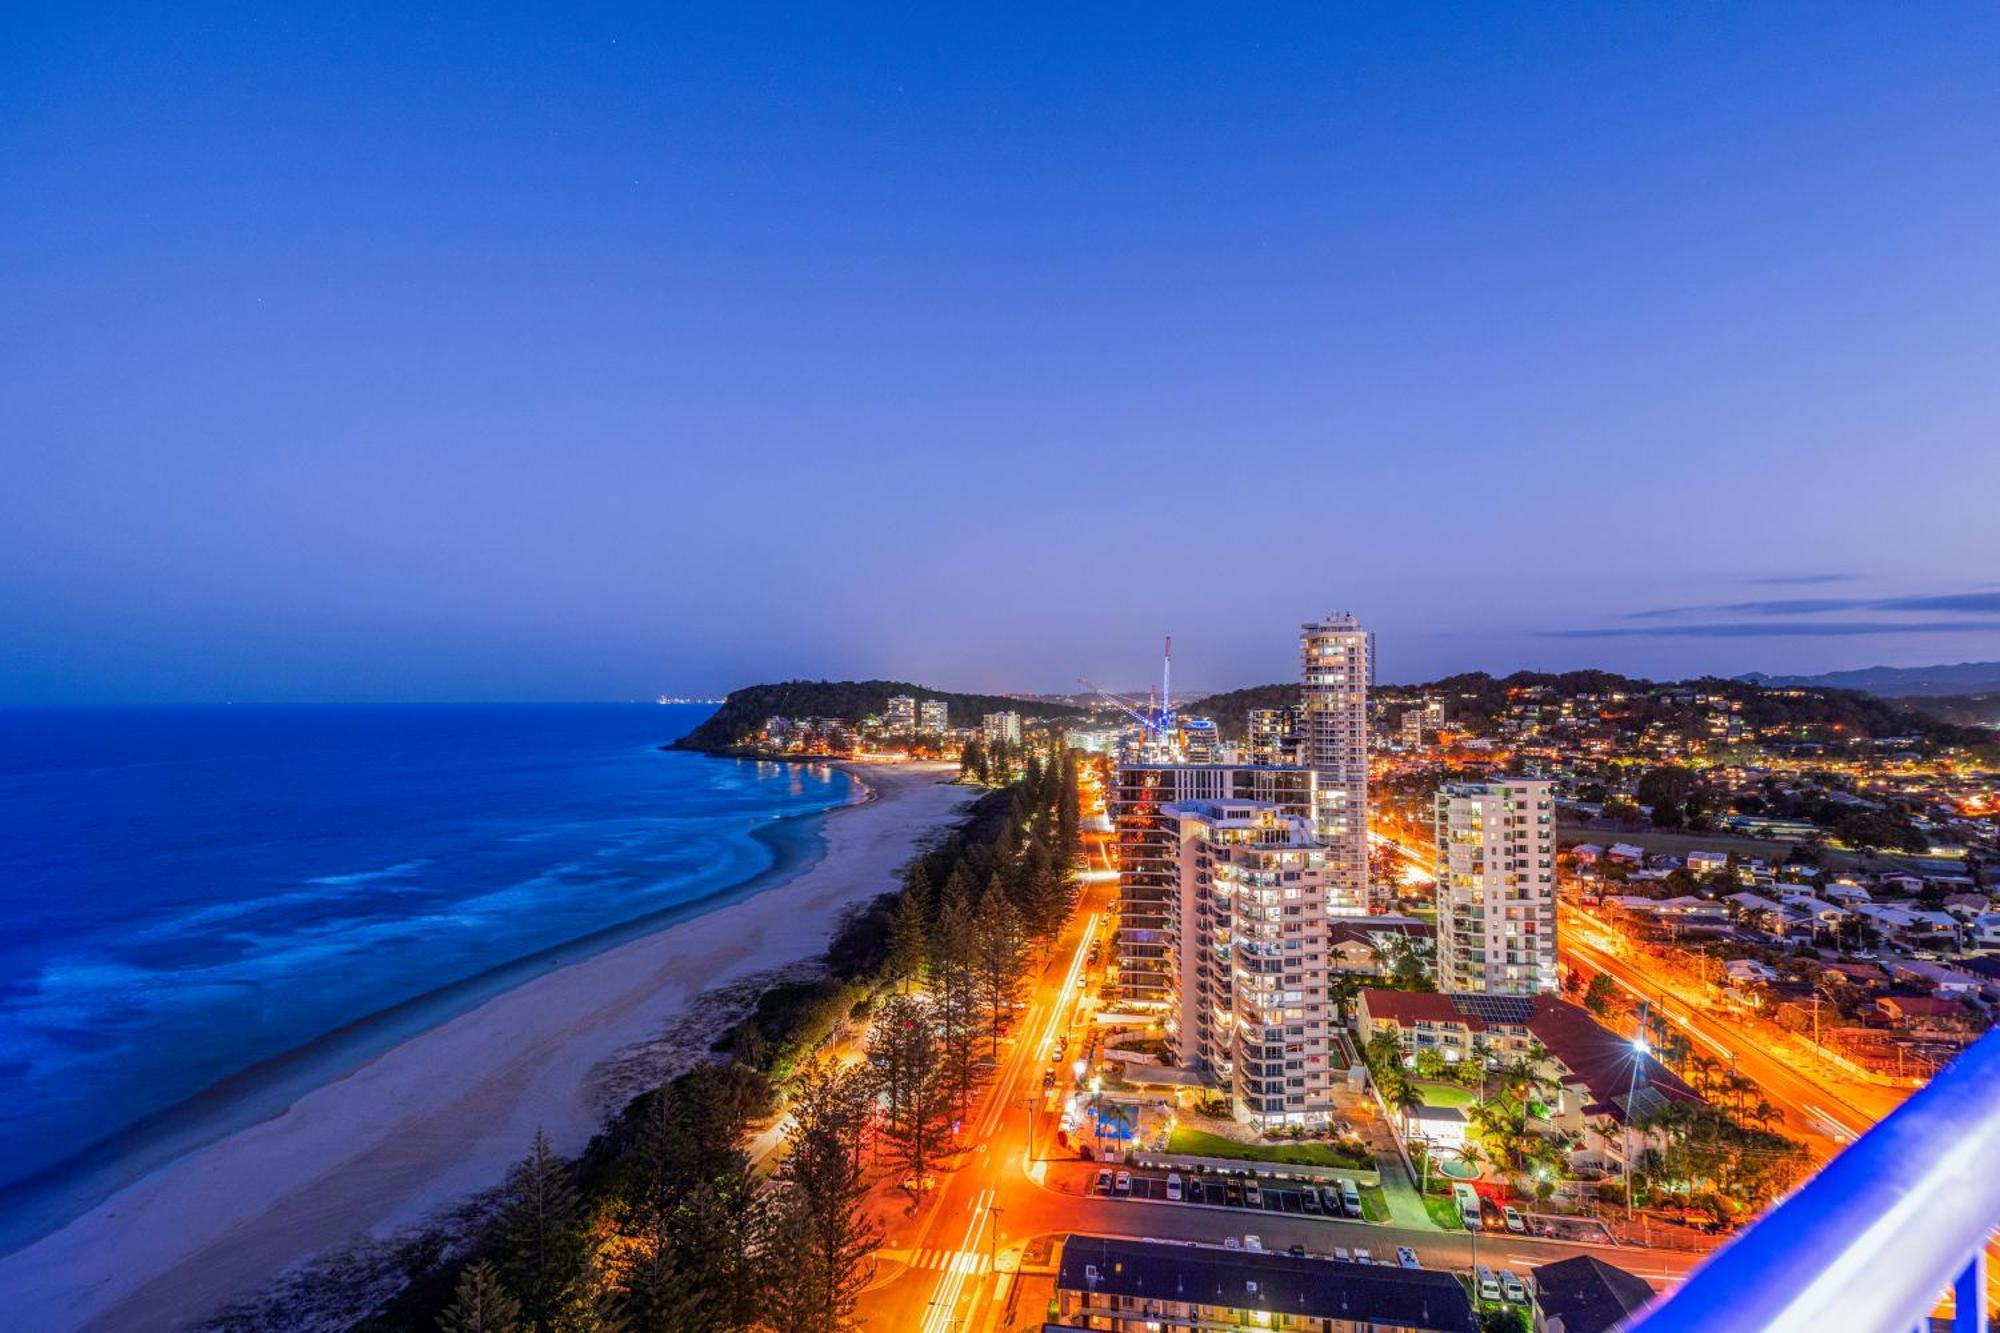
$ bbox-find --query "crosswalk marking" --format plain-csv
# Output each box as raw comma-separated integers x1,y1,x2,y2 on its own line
903,1247,992,1273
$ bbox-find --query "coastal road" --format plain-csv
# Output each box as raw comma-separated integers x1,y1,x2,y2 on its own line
860,867,1114,1333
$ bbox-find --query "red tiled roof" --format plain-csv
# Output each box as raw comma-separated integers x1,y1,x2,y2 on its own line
1877,995,1965,1019
1359,989,1702,1123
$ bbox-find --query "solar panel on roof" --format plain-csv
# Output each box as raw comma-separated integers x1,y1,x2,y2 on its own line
1621,1085,1670,1121
1448,994,1535,1023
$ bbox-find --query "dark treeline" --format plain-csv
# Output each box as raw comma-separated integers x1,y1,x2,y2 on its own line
360,750,1082,1333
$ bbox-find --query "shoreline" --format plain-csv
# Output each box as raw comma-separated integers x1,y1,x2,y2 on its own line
0,759,968,1332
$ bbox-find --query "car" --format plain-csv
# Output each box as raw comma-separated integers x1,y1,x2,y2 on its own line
1114,1171,1132,1194
1453,1183,1482,1230
1339,1180,1364,1218
1224,1182,1244,1206
1243,1234,1264,1253
1396,1247,1421,1269
1352,1247,1373,1264
1501,1270,1528,1304
1223,1236,1241,1251
1095,1170,1113,1195
1166,1172,1183,1201
1288,1243,1307,1257
1477,1267,1501,1302
1334,1247,1352,1262
1243,1180,1262,1207
1301,1186,1322,1214
1504,1205,1526,1234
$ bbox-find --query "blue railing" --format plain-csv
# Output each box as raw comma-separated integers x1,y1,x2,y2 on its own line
1630,1027,2000,1333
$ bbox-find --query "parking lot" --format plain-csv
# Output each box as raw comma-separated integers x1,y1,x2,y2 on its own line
1095,1169,1376,1223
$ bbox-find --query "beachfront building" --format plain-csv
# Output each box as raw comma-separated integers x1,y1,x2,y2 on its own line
918,698,949,734
1112,763,1312,1030
1301,615,1371,911
1434,778,1558,995
1167,798,1345,1126
982,710,1021,746
884,694,917,735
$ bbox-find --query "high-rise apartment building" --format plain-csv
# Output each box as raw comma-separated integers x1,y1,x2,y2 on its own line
1167,799,1340,1126
1111,763,1313,1032
918,699,949,734
1246,706,1302,765
982,710,1021,745
1434,778,1558,994
884,695,917,734
1300,615,1371,912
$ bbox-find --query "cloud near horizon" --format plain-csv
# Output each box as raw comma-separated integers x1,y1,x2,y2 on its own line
1542,619,2000,640
1740,573,1858,586
1624,591,2000,622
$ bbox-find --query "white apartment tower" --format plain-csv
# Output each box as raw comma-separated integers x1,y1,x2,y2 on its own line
1434,778,1558,995
918,699,950,734
982,710,1022,746
1111,763,1314,1033
1300,616,1371,912
1167,800,1340,1127
884,695,918,734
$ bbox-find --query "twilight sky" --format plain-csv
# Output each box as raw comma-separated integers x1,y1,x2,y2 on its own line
4,4,1998,703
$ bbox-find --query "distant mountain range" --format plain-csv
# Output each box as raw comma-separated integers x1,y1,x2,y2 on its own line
1737,661,2000,698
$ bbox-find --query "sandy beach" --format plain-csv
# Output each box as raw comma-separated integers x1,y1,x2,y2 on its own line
0,759,969,1332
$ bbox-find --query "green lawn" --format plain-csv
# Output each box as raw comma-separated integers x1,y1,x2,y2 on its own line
1166,1127,1373,1170
1415,1080,1476,1109
1422,1194,1466,1230
1358,1184,1391,1223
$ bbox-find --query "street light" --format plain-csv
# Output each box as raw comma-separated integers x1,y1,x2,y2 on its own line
1625,1032,1649,1217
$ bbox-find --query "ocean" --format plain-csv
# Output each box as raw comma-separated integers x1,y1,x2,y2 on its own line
0,704,850,1250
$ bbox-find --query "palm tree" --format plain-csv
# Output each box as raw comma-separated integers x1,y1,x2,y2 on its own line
1385,1070,1425,1138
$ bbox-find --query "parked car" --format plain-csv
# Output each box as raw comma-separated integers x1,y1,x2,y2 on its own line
1165,1172,1183,1201
1288,1244,1307,1257
1244,1234,1264,1253
1224,1236,1241,1251
1243,1180,1262,1207
1396,1247,1420,1269
1504,1205,1526,1234
1352,1247,1373,1264
1114,1171,1131,1195
1454,1183,1482,1230
1301,1185,1322,1214
1334,1246,1352,1262
1501,1270,1528,1304
1477,1267,1501,1302
1224,1181,1244,1206
1339,1180,1363,1218
1094,1169,1113,1195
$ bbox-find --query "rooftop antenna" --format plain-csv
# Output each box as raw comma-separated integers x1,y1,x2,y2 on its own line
1161,635,1174,734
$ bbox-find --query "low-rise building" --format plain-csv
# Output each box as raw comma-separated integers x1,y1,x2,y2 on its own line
1050,1234,1476,1333
1356,990,1702,1176
1529,1254,1655,1333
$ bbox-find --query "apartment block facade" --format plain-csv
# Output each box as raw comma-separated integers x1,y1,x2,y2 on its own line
1112,764,1312,1032
1167,799,1344,1126
1300,616,1371,912
1433,778,1558,995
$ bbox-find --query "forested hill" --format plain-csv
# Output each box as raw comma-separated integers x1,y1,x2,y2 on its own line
671,680,1083,750
1184,682,1295,737
1190,670,1992,749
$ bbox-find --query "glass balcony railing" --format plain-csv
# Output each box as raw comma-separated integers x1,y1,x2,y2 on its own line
1632,1028,2000,1333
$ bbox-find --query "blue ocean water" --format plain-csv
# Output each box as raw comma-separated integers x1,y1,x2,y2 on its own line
0,704,849,1248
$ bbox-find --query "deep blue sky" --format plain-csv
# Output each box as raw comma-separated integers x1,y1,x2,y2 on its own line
5,4,1998,702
